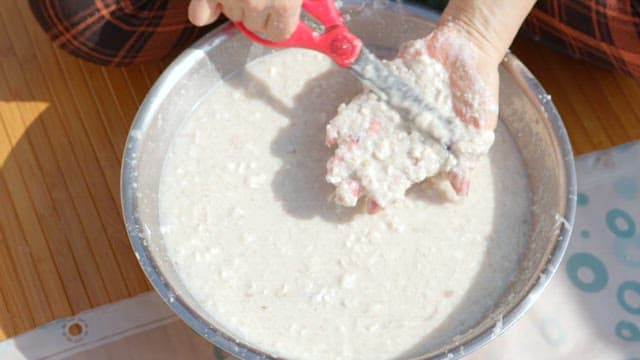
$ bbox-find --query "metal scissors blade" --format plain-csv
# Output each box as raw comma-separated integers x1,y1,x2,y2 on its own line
350,48,448,124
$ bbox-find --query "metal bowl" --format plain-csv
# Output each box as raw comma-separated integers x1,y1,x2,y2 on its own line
121,2,576,359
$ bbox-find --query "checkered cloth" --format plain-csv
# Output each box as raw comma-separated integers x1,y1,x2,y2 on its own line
29,0,640,78
28,0,223,66
524,0,640,78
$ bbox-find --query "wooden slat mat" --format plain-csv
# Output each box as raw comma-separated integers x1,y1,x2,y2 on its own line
0,0,161,338
512,38,640,154
0,0,639,340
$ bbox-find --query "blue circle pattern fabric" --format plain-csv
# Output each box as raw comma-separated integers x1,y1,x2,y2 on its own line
469,141,640,359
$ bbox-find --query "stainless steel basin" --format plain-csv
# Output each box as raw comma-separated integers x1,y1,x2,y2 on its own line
121,2,576,359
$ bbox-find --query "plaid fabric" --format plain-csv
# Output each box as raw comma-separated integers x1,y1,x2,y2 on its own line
418,0,448,11
28,0,222,66
523,0,640,77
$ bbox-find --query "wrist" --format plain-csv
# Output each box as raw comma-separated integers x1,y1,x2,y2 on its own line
439,3,506,67
439,0,536,66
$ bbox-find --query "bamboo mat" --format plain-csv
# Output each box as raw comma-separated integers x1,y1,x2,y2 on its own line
0,0,639,340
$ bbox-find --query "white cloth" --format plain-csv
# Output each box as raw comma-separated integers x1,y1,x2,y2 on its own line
469,141,640,359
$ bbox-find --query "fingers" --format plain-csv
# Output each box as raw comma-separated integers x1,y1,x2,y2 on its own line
243,7,270,35
365,199,382,215
264,1,301,41
448,170,470,196
240,0,301,41
448,158,479,196
220,0,244,22
210,0,300,41
188,0,222,26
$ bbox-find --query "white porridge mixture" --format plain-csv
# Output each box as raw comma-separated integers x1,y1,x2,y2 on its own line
159,48,531,360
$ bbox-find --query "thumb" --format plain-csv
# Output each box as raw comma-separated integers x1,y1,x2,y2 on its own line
188,0,222,26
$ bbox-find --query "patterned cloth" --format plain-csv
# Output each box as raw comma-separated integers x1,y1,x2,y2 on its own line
523,0,640,78
28,0,222,66
29,0,640,77
468,141,640,359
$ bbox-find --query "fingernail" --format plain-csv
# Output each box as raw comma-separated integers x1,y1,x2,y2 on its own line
450,172,470,196
366,199,382,215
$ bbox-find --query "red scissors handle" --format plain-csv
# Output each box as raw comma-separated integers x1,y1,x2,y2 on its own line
234,0,363,67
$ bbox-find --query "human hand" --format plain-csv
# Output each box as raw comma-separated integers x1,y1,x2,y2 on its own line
409,22,501,195
188,0,302,41
417,0,535,195
325,26,501,213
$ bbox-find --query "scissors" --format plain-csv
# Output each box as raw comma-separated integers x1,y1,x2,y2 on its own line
235,0,452,146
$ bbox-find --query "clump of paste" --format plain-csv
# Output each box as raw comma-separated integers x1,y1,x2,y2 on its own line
325,40,494,212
